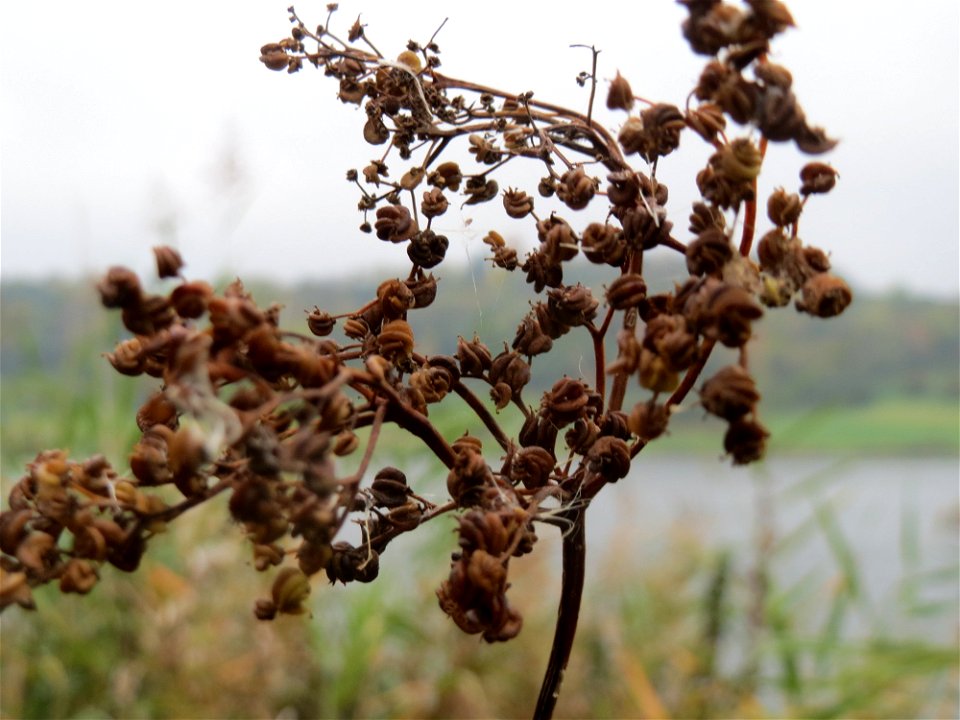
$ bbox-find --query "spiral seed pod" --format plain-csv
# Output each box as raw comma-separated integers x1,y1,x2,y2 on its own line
635,103,685,162
700,364,760,420
306,307,336,336
375,205,417,242
98,267,143,309
169,280,213,319
456,335,492,377
686,227,734,277
799,162,838,195
377,319,415,363
463,177,499,205
377,279,415,321
607,71,634,111
702,284,764,347
542,377,591,427
586,436,631,483
582,222,626,266
59,559,99,595
685,103,726,144
371,467,410,508
407,230,449,268
628,400,670,441
260,48,289,72
795,273,852,318
503,188,534,219
714,138,763,183
509,446,555,490
427,161,462,191
512,314,553,357
556,167,597,210
489,350,531,397
724,417,770,465
766,188,803,227
547,284,598,327
343,316,370,341
410,363,455,402
606,273,647,310
153,245,184,279
420,187,449,218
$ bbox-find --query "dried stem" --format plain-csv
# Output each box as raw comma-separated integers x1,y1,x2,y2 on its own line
535,504,587,720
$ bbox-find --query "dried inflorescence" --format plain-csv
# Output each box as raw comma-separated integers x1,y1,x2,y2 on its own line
2,2,851,714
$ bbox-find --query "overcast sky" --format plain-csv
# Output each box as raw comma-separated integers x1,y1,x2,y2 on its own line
1,1,957,298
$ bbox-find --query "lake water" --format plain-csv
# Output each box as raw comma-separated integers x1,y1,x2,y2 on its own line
585,454,959,639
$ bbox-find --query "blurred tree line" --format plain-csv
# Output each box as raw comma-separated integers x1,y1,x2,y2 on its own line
3,261,956,415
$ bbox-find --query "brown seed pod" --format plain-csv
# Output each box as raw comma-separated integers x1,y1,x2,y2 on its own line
686,228,734,277
420,187,449,218
799,162,838,195
377,279,416,320
502,188,534,219
306,307,336,336
605,273,647,310
556,167,597,210
153,245,184,279
547,284,598,327
541,377,591,427
457,335,492,377
582,222,626,266
170,280,213,319
97,266,143,309
724,417,770,465
136,391,179,432
509,446,555,490
375,205,417,242
607,71,634,111
766,188,803,227
795,273,852,318
59,559,99,595
260,49,289,72
685,103,727,144
363,114,389,145
700,364,760,420
407,230,449,269
628,401,671,441
428,161,462,191
638,349,679,393
586,436,631,483
463,177,499,205
377,319,415,363
371,467,410,508
489,350,530,397
512,314,553,357
714,138,763,183
688,202,726,235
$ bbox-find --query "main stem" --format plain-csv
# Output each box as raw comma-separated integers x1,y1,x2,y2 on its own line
534,504,587,720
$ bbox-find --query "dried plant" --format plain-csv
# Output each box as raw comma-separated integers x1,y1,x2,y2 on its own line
0,2,852,716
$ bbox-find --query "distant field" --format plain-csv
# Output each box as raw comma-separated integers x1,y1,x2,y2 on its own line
646,397,960,457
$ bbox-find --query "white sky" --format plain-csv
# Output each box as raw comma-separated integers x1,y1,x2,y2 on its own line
1,1,958,297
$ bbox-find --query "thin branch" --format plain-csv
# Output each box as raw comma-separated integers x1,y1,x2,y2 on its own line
570,44,600,126
452,380,512,452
